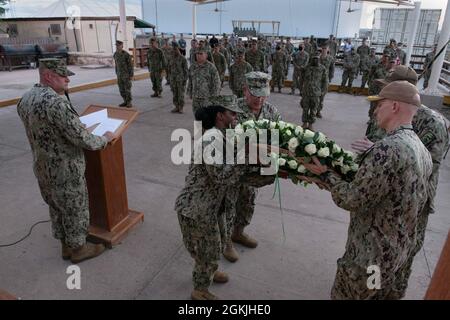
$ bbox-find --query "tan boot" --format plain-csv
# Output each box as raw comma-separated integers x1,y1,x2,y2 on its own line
191,289,218,300
231,226,258,248
223,242,239,262
177,105,184,114
61,240,71,260
70,243,106,264
213,271,229,283
170,106,178,113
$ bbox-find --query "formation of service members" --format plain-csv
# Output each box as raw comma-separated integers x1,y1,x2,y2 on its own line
271,45,287,93
339,47,360,92
147,38,166,98
167,42,188,113
291,44,309,95
113,40,134,108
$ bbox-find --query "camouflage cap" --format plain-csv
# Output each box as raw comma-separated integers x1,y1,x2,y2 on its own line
375,65,418,87
208,95,242,113
245,72,271,97
236,47,246,55
39,58,75,77
196,46,207,54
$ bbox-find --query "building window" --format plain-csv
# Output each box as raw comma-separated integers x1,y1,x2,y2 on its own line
8,24,18,37
50,24,62,35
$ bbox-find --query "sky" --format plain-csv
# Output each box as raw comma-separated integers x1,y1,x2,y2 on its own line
2,0,449,32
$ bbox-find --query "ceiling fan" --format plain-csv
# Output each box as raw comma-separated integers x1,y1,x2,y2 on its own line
347,0,360,13
212,0,227,13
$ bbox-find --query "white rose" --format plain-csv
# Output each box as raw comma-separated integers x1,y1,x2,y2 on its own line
297,165,306,173
332,144,342,154
351,163,359,172
304,143,317,155
243,120,255,128
234,124,244,135
285,129,292,137
317,132,327,143
317,147,330,158
341,165,351,174
288,160,298,170
278,121,286,130
278,158,286,166
288,137,299,153
270,152,279,159
345,151,356,160
295,126,303,136
269,121,277,129
303,129,315,139
256,120,265,126
287,123,295,129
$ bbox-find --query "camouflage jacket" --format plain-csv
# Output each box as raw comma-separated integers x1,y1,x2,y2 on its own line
369,106,449,214
187,61,221,99
147,47,166,72
229,61,253,94
271,51,287,74
236,98,281,123
245,49,266,72
360,54,379,72
324,125,432,272
368,62,388,95
319,55,335,81
292,51,309,71
327,40,338,58
212,51,227,75
302,64,328,97
175,128,246,220
356,44,370,58
168,54,188,84
397,49,406,65
113,50,134,78
220,47,231,65
162,46,173,65
343,53,360,73
17,84,107,189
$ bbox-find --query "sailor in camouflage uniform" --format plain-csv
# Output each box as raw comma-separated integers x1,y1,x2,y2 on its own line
352,66,449,298
230,72,281,251
229,48,253,98
339,47,360,93
212,44,227,87
161,39,173,86
360,48,379,89
113,40,134,107
301,55,328,130
17,58,114,264
271,45,287,93
147,38,167,98
317,46,335,118
245,40,266,72
187,47,221,114
291,44,309,95
168,42,188,113
175,97,248,300
305,81,432,299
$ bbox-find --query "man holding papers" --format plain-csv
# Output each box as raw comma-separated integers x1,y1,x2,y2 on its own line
17,58,115,264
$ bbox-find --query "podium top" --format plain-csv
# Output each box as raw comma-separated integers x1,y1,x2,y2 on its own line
81,105,138,138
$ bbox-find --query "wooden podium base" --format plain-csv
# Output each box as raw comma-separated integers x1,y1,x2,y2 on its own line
88,210,144,248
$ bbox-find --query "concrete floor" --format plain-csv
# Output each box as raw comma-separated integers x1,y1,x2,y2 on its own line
0,77,449,300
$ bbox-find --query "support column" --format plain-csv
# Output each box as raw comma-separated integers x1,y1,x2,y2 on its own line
192,3,197,38
405,1,421,66
119,0,128,49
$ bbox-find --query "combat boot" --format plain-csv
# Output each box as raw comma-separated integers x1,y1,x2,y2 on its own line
213,271,229,283
151,93,158,98
70,242,106,264
231,226,258,248
61,240,71,260
170,106,179,113
290,90,295,95
309,123,314,131
178,105,184,114
316,112,322,119
126,102,133,108
278,88,282,93
191,289,218,300
302,122,309,129
119,102,127,107
223,242,239,262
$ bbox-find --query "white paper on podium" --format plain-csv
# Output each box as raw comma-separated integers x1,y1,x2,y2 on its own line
91,118,124,136
79,109,107,127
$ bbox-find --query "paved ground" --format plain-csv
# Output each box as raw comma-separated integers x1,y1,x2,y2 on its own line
0,77,449,300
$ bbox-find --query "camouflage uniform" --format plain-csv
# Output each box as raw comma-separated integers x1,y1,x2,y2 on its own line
271,50,287,91
323,126,432,299
341,51,360,88
291,50,309,94
168,52,188,110
396,48,406,65
365,62,389,139
235,73,281,230
212,50,227,86
147,46,167,96
303,42,312,57
220,45,231,70
360,54,379,88
175,129,245,291
229,59,253,98
423,51,435,89
318,54,335,115
162,45,173,85
383,45,397,61
245,48,266,72
187,60,221,114
17,61,108,248
327,39,338,59
356,44,370,74
113,49,134,106
301,62,328,124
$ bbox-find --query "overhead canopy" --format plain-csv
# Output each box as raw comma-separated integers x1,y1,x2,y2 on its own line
134,18,155,29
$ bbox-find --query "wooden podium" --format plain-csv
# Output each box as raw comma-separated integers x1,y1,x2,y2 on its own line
81,105,144,248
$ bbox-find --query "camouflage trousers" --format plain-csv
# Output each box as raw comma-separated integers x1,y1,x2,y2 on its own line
218,72,225,86
301,96,320,124
271,69,285,89
219,188,240,244
360,70,370,88
192,98,209,115
150,70,163,94
341,70,356,88
234,184,257,229
318,91,328,114
170,80,186,108
292,69,303,93
39,177,89,248
117,77,132,104
178,213,224,290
